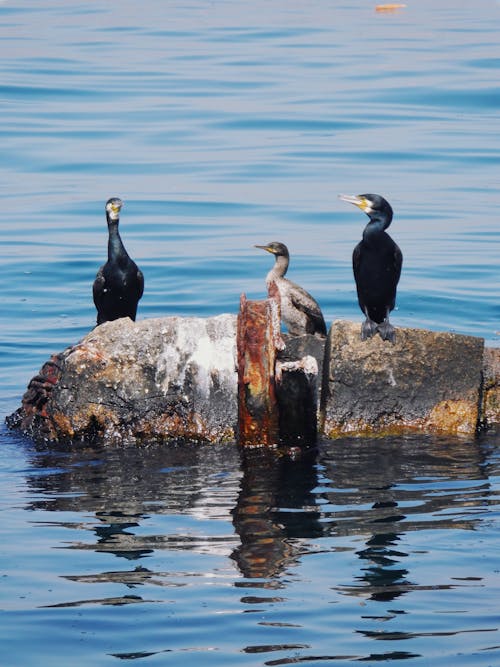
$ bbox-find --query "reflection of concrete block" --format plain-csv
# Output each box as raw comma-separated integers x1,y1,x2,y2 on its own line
320,320,484,436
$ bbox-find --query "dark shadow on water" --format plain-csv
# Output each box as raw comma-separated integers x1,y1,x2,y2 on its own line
19,431,500,606
355,531,410,602
319,433,498,603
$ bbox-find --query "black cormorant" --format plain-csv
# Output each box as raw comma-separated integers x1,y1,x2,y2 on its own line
93,197,144,325
255,241,327,337
339,193,402,343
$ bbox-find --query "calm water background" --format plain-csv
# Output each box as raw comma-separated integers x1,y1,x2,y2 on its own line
1,1,500,665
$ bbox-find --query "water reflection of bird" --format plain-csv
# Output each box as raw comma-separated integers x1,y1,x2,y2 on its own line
339,193,402,343
255,241,327,337
93,198,144,325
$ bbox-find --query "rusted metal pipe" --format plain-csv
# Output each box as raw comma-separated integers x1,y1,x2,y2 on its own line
237,294,280,447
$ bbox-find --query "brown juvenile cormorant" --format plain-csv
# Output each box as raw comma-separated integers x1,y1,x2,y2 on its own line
339,193,402,343
255,241,327,337
93,197,144,325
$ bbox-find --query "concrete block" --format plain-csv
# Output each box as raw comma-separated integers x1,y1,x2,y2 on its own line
320,320,484,436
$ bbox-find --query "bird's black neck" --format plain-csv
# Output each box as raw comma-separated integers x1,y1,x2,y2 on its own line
107,219,128,263
363,214,392,243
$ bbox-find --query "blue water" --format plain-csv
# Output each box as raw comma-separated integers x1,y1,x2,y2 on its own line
1,1,500,665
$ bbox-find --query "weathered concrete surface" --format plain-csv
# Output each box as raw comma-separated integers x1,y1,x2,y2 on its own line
7,314,500,446
8,315,238,445
481,347,500,430
320,320,485,437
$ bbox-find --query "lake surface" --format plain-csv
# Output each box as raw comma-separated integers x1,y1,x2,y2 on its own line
0,1,499,665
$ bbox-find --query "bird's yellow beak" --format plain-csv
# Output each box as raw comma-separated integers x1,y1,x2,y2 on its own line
254,244,274,254
338,194,368,212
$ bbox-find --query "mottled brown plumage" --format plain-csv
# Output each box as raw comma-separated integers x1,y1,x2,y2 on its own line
255,241,327,337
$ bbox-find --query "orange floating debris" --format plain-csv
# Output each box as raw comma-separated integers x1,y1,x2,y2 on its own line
375,3,406,11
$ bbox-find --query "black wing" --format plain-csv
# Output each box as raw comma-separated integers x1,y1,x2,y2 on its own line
135,267,145,301
352,241,362,286
393,243,403,285
92,265,106,312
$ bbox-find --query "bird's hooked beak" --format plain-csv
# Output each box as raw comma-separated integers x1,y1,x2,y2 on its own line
338,194,371,213
254,244,275,255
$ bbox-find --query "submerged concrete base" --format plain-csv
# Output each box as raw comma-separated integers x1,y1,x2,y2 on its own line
320,320,485,437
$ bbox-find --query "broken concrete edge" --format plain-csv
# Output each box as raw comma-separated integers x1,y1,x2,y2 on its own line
480,346,500,431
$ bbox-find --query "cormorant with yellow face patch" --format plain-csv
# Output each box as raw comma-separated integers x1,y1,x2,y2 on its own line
339,193,402,343
93,197,144,325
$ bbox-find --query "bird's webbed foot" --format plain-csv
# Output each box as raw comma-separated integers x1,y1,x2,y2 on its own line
361,318,378,341
377,319,396,343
